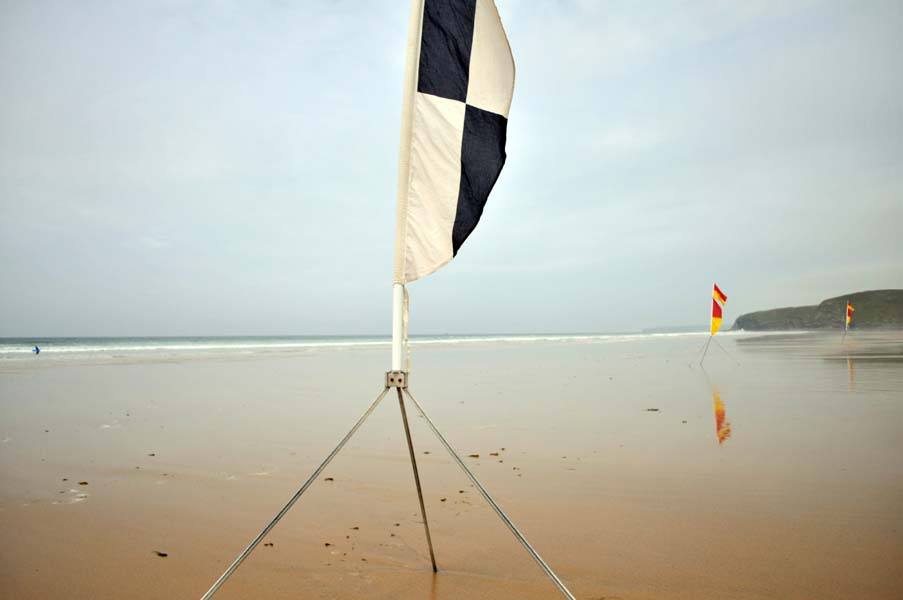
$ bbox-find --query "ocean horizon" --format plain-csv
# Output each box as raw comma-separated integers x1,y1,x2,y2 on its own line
0,330,769,361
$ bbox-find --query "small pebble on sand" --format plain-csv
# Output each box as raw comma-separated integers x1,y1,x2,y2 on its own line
153,551,168,558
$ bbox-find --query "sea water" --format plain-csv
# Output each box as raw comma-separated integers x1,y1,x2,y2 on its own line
0,331,737,362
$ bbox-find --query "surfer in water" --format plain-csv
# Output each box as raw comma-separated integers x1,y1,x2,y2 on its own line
33,345,40,355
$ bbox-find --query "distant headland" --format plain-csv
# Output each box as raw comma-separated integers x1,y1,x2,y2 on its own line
732,289,903,331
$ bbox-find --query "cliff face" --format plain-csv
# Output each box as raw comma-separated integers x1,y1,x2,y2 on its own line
732,289,903,331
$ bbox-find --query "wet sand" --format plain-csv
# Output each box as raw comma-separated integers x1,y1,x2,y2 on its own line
2,332,902,599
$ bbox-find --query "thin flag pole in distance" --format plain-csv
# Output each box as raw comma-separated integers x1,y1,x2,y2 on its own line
842,299,847,342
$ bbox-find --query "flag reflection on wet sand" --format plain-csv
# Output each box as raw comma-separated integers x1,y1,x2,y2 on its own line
712,389,731,444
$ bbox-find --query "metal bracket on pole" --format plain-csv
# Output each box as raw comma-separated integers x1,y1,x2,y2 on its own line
386,370,408,388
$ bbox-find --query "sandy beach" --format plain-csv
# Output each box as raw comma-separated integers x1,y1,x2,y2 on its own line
1,332,901,599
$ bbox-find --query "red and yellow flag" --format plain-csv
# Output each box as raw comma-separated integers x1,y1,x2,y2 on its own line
713,284,728,304
846,302,854,326
711,283,727,335
711,299,723,335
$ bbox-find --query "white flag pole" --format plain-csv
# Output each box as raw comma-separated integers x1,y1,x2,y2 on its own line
391,283,405,370
391,0,425,371
386,6,575,597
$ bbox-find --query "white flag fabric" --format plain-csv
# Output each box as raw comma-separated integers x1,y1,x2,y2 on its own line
393,0,515,284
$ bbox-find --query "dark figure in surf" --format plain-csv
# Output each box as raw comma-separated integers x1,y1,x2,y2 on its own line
33,346,40,355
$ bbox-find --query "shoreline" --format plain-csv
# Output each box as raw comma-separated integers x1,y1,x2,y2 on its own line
0,329,821,366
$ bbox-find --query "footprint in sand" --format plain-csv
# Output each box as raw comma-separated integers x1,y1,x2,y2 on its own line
52,489,90,505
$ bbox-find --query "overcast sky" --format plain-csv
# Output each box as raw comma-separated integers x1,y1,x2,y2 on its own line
1,0,901,336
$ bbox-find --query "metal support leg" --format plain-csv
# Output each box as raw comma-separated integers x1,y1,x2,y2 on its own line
396,388,438,572
402,388,576,600
699,336,713,365
712,337,741,366
199,386,391,600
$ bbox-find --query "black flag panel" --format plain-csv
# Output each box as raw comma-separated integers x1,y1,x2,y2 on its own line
394,0,514,283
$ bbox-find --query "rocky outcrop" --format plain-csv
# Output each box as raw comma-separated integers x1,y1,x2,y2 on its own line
732,289,903,330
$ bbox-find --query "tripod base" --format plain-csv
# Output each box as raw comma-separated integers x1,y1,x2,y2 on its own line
198,373,575,600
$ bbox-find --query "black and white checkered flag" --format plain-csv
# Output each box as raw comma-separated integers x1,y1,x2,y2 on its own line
393,0,515,283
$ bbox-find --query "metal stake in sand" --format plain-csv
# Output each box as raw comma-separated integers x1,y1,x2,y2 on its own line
198,386,390,600
403,387,577,600
841,299,849,343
